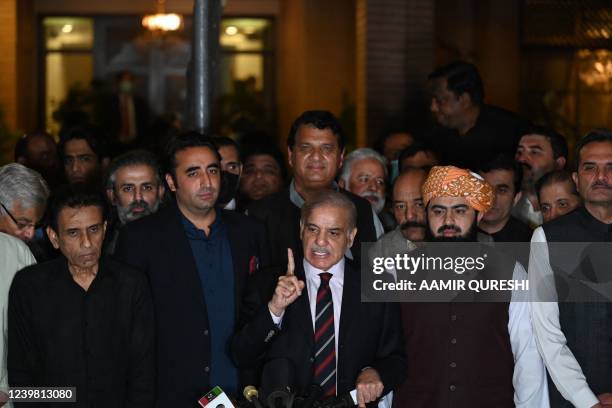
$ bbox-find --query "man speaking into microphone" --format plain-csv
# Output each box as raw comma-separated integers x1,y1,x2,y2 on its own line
240,191,406,407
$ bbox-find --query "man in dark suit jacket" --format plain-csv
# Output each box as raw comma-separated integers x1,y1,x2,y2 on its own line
238,191,406,407
248,110,379,268
115,132,269,407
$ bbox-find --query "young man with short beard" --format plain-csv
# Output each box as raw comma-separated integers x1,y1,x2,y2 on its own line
393,166,548,408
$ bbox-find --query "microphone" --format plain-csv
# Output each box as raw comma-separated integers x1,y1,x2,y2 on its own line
294,384,322,408
266,388,294,408
323,393,355,408
198,386,236,408
261,358,295,399
243,385,265,408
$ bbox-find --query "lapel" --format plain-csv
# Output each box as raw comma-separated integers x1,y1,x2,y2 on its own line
338,260,359,347
221,209,248,317
293,261,315,349
161,202,209,317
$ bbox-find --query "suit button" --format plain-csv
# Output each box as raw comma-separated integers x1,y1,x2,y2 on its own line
204,366,210,373
204,330,209,336
449,362,457,368
310,357,314,363
449,385,456,392
450,338,457,344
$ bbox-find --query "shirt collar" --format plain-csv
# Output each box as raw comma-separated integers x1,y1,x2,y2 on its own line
289,179,340,208
180,210,223,240
224,198,237,211
303,257,345,285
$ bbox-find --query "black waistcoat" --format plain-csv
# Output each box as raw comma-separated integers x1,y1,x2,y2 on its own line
541,206,612,407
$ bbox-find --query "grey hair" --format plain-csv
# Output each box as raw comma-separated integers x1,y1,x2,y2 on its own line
0,163,50,213
339,147,387,186
105,149,162,190
301,190,357,230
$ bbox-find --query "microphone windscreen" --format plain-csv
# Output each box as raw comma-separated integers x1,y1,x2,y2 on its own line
261,358,295,399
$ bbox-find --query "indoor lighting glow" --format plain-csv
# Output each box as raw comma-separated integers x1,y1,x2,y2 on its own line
578,49,612,87
225,26,239,36
243,26,257,35
142,13,183,31
61,24,73,33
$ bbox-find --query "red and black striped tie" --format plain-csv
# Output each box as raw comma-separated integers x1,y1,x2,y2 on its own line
313,272,336,397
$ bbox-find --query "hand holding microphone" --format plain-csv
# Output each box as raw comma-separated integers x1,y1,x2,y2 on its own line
268,248,305,317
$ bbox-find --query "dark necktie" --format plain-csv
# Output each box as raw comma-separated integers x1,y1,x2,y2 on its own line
313,272,336,397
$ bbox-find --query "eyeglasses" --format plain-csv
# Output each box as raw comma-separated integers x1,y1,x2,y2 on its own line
0,201,41,230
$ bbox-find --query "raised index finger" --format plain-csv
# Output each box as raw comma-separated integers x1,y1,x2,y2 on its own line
286,248,295,276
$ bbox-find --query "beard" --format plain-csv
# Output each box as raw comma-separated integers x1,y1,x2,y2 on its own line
117,199,159,224
361,191,386,213
425,217,479,242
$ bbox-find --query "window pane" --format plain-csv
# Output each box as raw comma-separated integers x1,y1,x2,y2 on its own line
44,17,93,50
220,54,264,93
220,18,271,51
46,53,93,133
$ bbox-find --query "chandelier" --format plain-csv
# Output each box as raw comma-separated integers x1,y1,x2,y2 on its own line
142,0,183,32
578,49,612,88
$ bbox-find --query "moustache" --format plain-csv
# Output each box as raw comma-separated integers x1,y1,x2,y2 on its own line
311,245,330,255
197,186,216,194
401,221,426,230
437,224,461,234
128,199,150,213
361,191,383,202
592,181,611,189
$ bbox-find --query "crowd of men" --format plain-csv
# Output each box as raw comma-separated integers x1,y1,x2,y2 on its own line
0,61,611,408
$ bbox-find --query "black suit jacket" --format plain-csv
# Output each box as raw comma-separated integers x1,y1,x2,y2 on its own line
248,186,377,268
114,202,269,407
257,260,406,399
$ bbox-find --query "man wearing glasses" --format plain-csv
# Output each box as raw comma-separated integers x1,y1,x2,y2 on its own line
0,163,49,244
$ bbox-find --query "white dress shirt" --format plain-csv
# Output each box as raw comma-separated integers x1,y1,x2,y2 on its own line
528,227,599,408
508,262,550,407
0,232,36,407
304,258,345,354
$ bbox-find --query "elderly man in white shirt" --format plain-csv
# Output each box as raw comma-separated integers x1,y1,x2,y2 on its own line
0,232,36,407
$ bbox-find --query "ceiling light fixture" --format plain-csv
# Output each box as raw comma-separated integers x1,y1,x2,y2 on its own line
142,0,183,32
